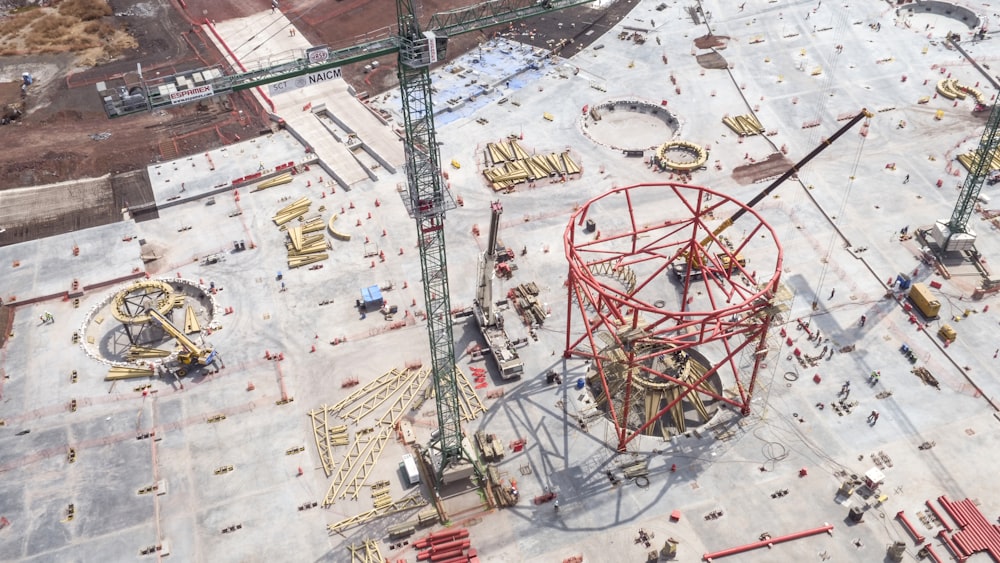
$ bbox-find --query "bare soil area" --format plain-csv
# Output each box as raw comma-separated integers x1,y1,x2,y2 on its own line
0,0,632,245
732,152,794,185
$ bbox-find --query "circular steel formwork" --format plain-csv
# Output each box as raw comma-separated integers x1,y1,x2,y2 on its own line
563,182,783,451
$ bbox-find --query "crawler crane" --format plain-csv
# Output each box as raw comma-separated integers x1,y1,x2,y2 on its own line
474,201,524,379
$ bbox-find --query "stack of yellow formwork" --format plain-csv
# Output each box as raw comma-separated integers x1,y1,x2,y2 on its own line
253,173,293,192
183,306,200,334
936,79,964,100
957,147,1000,173
722,114,765,136
106,365,155,381
273,199,331,268
482,139,581,191
273,198,312,226
126,346,172,360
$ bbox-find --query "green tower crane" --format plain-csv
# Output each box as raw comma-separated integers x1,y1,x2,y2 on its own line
931,98,1000,252
103,0,595,489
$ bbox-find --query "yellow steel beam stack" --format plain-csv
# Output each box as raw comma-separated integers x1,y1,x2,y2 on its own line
272,199,332,268
510,140,531,160
127,346,172,360
957,147,1000,173
272,198,311,226
483,142,583,190
722,114,765,136
252,172,293,192
184,306,200,334
562,151,581,174
106,365,155,381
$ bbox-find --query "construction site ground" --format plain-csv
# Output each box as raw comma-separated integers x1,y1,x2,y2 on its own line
4,0,1000,562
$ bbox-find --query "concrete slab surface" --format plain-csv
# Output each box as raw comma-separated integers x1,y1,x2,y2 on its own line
3,1,1000,563
207,12,404,189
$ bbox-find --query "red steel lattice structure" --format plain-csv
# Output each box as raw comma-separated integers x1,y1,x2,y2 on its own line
563,182,784,451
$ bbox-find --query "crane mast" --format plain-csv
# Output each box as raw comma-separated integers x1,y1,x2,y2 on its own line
933,97,1000,252
397,0,474,484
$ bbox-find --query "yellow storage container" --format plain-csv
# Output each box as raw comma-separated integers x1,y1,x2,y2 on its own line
908,283,941,319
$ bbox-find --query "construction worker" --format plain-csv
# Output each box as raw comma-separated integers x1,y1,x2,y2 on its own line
869,370,881,384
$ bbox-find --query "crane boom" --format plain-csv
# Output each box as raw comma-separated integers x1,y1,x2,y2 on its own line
148,309,217,366
476,201,504,324
695,109,871,255
103,0,594,117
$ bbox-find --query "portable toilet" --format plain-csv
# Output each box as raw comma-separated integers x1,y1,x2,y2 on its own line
401,454,420,486
360,285,384,312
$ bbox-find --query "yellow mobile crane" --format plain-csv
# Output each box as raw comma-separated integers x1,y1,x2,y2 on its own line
672,109,872,280
148,309,218,366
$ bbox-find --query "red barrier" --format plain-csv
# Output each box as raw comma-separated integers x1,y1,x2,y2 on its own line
702,524,834,561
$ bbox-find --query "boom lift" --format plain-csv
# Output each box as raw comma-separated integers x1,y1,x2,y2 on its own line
102,0,595,490
474,201,524,379
148,309,218,366
672,109,872,279
929,97,1000,252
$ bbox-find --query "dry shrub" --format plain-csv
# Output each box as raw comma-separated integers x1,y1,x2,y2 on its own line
30,14,76,42
0,9,43,38
82,20,115,39
58,0,112,21
65,34,99,50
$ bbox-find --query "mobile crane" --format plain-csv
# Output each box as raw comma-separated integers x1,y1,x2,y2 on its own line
672,109,872,280
148,309,218,367
104,0,595,489
474,201,524,379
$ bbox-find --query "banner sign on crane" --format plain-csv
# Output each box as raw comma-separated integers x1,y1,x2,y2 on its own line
424,31,439,64
268,67,342,96
169,85,214,105
306,46,329,65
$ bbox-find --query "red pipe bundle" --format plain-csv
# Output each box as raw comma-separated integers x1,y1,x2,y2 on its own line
937,496,1000,561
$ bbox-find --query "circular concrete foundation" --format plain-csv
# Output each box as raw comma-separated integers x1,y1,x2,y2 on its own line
82,278,220,369
581,99,679,152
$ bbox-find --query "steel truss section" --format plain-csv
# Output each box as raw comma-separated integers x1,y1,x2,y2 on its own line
327,492,429,534
563,182,784,451
455,367,488,422
323,369,431,505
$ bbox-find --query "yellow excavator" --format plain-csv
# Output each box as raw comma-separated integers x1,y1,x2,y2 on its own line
148,309,218,366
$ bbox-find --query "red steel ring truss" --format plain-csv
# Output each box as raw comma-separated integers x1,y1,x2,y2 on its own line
563,182,784,451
